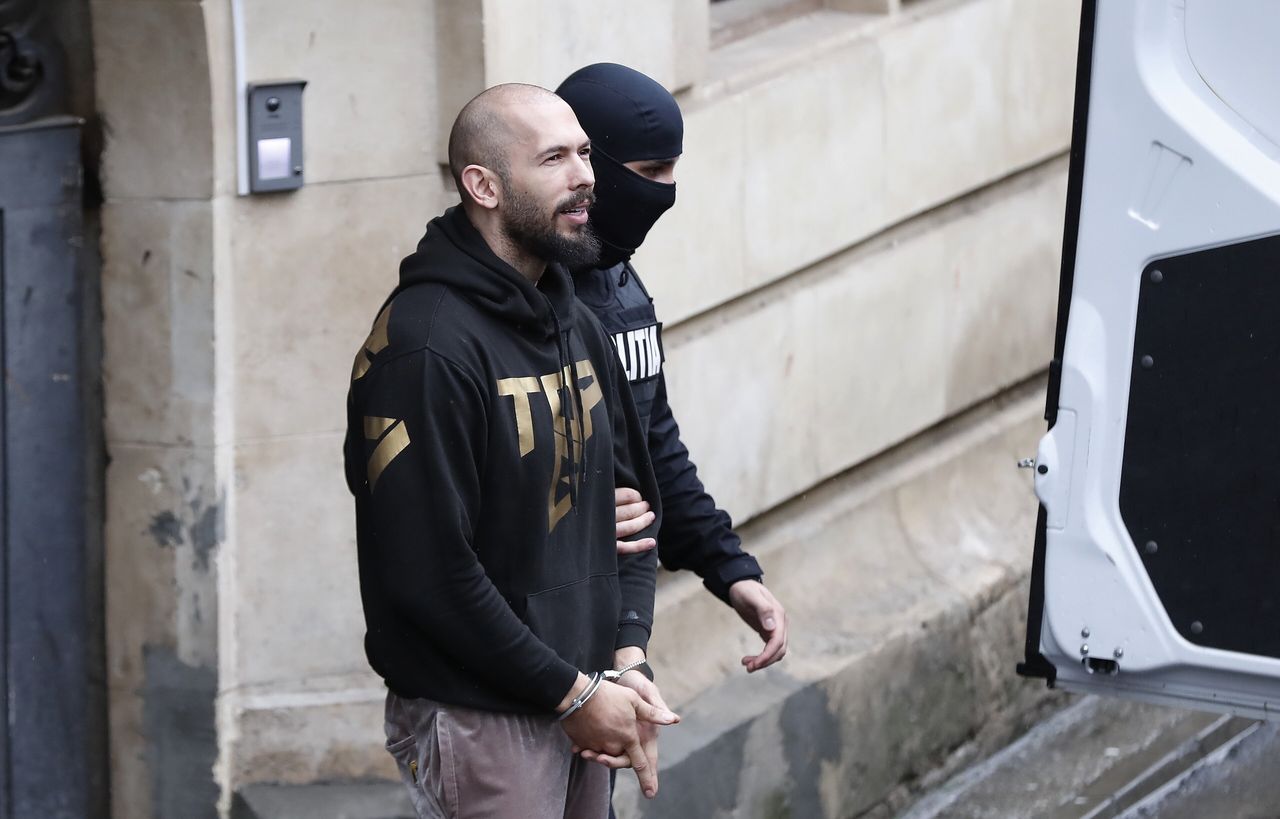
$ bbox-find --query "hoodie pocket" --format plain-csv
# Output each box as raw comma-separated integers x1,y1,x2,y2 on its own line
524,573,620,671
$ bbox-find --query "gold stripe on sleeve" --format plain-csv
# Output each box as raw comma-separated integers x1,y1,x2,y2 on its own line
367,420,410,490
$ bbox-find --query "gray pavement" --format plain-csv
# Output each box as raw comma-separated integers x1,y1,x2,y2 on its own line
897,695,1255,819
232,783,412,819
1119,721,1280,819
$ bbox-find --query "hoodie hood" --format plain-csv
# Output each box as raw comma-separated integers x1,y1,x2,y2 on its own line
394,205,576,340
394,206,589,500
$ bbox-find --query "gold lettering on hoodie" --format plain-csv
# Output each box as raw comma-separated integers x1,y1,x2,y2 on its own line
575,360,603,440
495,377,541,456
497,359,605,532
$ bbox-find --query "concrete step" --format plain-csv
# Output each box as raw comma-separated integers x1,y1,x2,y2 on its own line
1116,720,1279,819
232,783,414,819
897,695,1255,819
612,378,1065,818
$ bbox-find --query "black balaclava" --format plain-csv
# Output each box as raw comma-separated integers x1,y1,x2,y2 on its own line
556,63,683,269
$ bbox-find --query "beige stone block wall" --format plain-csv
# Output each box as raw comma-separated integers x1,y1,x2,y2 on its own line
479,0,709,91
216,178,450,790
229,436,361,685
101,201,217,446
433,0,710,155
99,196,224,772
92,1,218,198
93,0,445,813
633,0,1079,324
90,0,1080,810
216,172,445,753
662,160,1067,525
227,694,391,787
214,3,453,803
742,41,887,289
93,1,239,814
220,432,392,783
104,443,221,819
226,177,438,440
880,0,1008,219
941,169,1069,413
632,95,750,321
239,0,437,184
1003,0,1083,169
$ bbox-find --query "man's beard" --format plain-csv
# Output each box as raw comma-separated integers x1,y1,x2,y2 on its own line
502,186,601,270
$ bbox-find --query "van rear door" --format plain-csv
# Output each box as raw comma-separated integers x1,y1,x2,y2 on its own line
1019,0,1280,719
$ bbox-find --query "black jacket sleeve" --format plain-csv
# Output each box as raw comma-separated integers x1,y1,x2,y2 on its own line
604,344,661,652
648,373,763,603
360,349,579,711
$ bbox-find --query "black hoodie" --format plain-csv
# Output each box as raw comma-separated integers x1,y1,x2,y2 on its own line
344,206,660,714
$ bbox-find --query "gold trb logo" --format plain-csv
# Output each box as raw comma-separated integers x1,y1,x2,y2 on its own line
498,359,604,532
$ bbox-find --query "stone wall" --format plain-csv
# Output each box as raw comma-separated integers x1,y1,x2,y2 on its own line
89,0,1079,814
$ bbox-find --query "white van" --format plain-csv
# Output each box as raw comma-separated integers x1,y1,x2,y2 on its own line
1019,0,1280,719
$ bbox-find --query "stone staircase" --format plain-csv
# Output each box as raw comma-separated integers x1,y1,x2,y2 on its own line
898,695,1260,819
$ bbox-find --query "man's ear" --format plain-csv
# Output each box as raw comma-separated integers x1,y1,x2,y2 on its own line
461,165,500,210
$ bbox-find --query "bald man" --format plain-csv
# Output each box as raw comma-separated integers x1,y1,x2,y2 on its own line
344,84,677,818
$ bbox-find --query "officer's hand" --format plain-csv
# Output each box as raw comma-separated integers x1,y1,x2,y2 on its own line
615,487,657,555
729,579,788,672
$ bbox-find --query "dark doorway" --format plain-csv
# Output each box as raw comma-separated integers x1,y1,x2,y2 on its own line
1,1,105,816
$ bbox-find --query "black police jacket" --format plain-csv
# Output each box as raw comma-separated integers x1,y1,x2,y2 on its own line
574,262,764,602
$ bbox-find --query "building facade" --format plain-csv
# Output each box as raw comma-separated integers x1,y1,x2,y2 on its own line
5,0,1078,816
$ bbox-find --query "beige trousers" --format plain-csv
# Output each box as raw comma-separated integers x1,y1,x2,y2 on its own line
384,691,610,819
